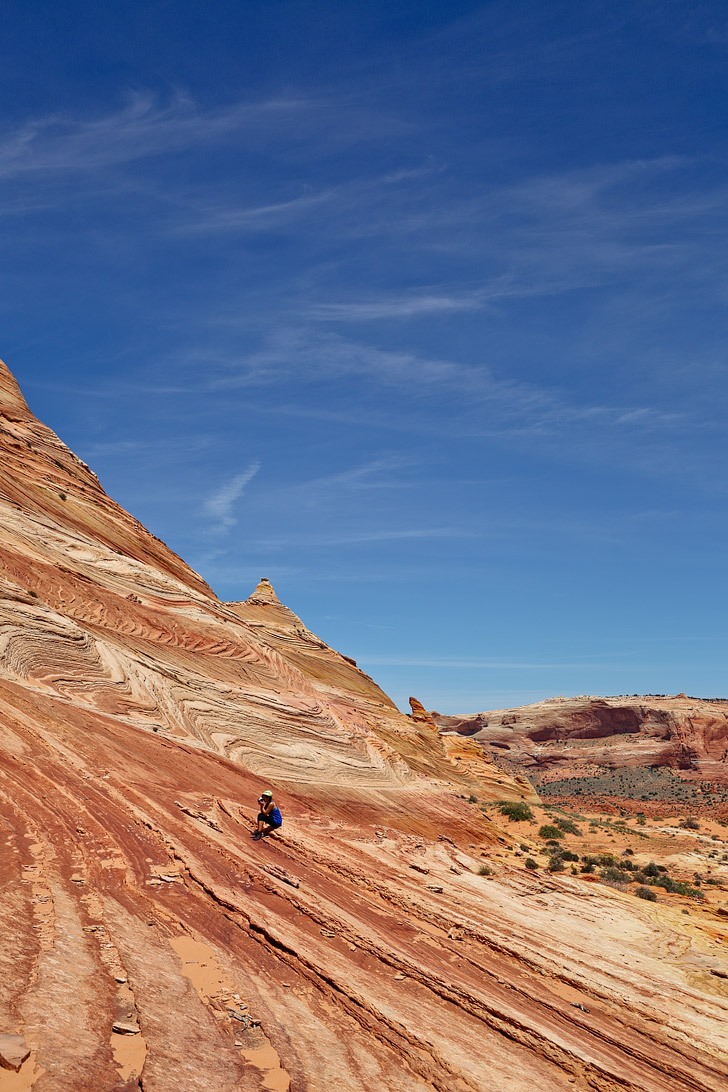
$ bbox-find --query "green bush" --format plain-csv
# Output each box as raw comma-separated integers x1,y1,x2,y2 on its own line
601,867,631,884
478,864,492,876
635,885,657,901
525,857,539,870
555,817,581,835
538,825,563,840
643,861,660,878
498,801,534,822
547,857,565,872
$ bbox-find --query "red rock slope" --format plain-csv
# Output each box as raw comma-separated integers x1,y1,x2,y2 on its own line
1,358,727,1092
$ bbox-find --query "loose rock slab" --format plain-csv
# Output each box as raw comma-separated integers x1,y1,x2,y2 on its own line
0,1033,31,1072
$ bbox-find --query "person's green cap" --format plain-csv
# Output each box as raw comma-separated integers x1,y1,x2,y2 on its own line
261,789,273,797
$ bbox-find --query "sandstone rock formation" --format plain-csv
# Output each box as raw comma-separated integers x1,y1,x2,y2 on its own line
1,357,727,1091
433,695,728,795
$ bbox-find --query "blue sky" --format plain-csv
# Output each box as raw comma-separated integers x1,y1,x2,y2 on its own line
2,0,727,711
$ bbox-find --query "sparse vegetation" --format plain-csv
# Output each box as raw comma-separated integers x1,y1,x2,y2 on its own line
478,864,492,876
635,886,657,901
498,801,534,822
601,866,632,884
554,817,581,835
538,766,719,807
525,857,538,870
538,825,563,840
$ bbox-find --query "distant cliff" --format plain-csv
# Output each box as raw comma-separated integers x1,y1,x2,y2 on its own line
433,694,728,811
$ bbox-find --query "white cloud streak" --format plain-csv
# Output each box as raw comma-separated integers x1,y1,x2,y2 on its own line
249,527,472,550
203,461,260,533
359,656,636,669
0,93,322,179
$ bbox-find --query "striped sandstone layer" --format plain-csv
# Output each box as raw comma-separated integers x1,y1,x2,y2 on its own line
0,358,726,1092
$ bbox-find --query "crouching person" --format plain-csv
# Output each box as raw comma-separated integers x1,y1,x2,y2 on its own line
252,789,282,840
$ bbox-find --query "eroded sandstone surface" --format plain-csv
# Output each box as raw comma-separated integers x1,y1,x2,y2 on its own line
1,358,727,1091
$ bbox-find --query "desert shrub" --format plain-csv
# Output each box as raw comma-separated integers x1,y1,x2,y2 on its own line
580,861,594,874
602,867,632,884
643,861,660,878
478,864,492,876
547,857,565,872
560,849,579,862
681,817,700,830
525,857,538,870
29,590,38,598
538,825,563,840
622,848,634,856
498,801,534,822
635,886,657,901
520,844,530,851
555,817,581,835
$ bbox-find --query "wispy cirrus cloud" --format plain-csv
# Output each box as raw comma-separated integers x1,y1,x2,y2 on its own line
209,326,688,441
0,89,416,189
359,656,632,669
203,461,260,534
0,92,351,180
249,526,472,550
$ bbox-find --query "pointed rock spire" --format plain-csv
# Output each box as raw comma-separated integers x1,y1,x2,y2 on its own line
246,576,283,606
0,358,30,413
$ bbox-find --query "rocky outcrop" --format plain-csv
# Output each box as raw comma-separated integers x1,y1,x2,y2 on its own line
1,357,727,1092
433,695,728,793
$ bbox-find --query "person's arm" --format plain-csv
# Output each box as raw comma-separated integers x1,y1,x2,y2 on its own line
263,799,274,816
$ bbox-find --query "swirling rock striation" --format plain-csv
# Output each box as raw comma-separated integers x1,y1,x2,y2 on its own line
0,358,727,1092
